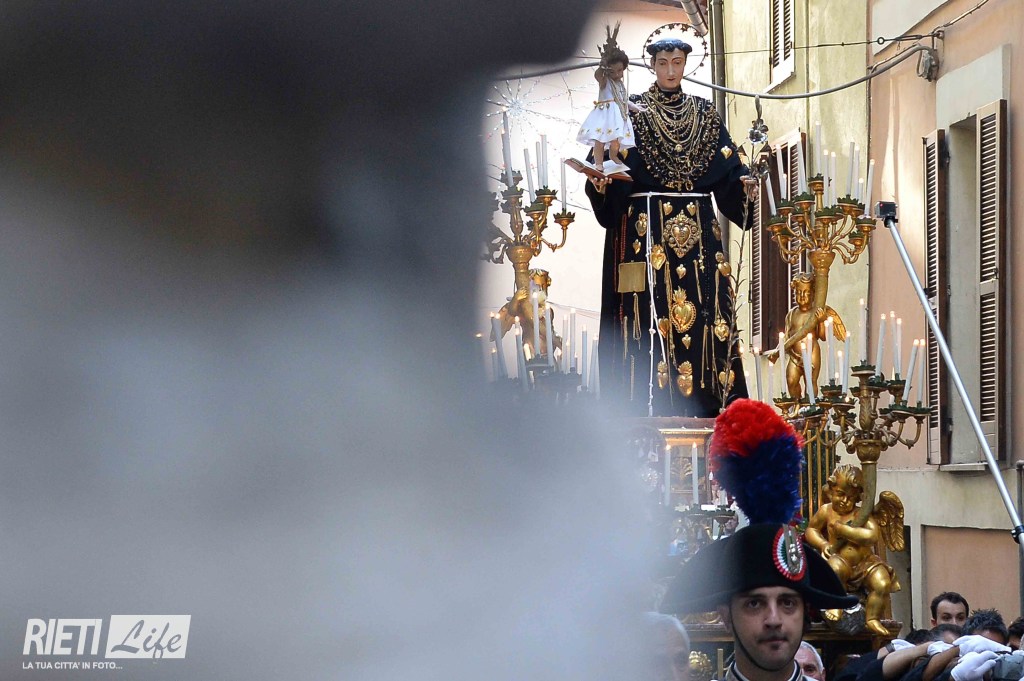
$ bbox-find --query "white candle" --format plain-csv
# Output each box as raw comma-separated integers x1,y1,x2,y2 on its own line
514,328,527,390
796,142,807,194
858,299,867,363
581,327,589,389
531,291,541,352
853,145,861,198
814,121,823,176
501,112,514,187
523,148,535,200
562,316,569,374
836,350,844,393
560,157,567,211
895,317,903,377
591,336,600,397
540,134,548,186
691,443,699,505
822,148,828,195
802,337,815,404
768,363,775,401
545,304,555,366
776,149,786,200
888,312,897,377
569,309,577,372
857,178,864,203
778,331,786,396
535,141,543,190
491,348,499,380
902,339,920,402
844,332,852,393
824,318,834,383
765,174,776,214
847,141,855,197
664,445,672,507
917,338,925,404
874,313,887,374
781,173,788,201
753,347,763,401
829,152,838,205
865,159,875,216
491,313,508,378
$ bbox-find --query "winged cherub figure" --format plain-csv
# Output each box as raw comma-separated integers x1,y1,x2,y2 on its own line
804,464,905,635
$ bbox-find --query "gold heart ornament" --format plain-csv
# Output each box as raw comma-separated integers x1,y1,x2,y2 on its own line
676,264,687,279
658,317,671,338
651,245,667,271
670,288,696,334
676,362,694,396
686,202,698,217
657,361,669,389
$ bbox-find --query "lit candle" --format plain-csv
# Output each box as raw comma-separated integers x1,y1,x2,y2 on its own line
753,347,762,401
836,349,844,393
847,141,855,197
894,317,903,377
917,338,925,405
902,339,920,402
768,362,775,401
490,312,508,378
802,336,815,404
843,332,852,393
490,348,499,380
664,445,672,507
560,158,567,212
858,299,867,363
514,328,527,390
523,148,535,200
501,112,514,187
569,309,577,372
531,291,541,352
814,121,823,176
539,134,548,186
581,327,589,389
691,443,699,505
864,159,875,216
874,313,886,374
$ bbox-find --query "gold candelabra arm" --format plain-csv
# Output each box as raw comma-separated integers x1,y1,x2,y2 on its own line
482,223,513,264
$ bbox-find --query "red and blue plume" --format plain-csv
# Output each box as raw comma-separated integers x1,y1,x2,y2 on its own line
709,399,804,525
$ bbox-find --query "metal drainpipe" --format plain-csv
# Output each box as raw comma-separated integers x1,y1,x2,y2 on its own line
710,0,727,121
1018,460,1024,615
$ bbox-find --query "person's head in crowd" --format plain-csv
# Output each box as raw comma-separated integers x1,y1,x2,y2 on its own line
963,608,1009,645
644,612,690,681
795,641,825,681
930,592,970,627
930,623,964,644
1007,617,1024,651
904,628,938,645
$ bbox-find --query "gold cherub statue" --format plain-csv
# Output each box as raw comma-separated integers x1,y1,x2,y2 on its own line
768,272,845,399
804,464,905,635
493,268,559,355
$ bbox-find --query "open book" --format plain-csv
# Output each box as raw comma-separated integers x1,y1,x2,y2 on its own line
564,158,632,182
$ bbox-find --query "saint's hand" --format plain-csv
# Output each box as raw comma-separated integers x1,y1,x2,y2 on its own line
590,176,611,194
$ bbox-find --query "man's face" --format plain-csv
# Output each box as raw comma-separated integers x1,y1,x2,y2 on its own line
795,646,824,681
931,600,968,627
1009,633,1020,651
721,587,804,676
649,625,690,681
653,49,688,90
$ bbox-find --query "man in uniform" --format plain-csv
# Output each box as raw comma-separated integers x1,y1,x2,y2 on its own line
659,522,857,681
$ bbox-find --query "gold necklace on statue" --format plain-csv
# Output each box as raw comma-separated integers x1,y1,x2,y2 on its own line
632,87,721,191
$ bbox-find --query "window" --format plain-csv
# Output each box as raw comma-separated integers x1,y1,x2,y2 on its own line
923,99,1007,465
769,0,795,88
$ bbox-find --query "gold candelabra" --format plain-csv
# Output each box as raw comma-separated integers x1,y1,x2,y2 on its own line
765,173,924,635
483,171,575,381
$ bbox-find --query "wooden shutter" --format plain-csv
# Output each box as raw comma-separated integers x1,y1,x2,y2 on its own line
924,130,949,464
769,0,795,87
977,100,1007,460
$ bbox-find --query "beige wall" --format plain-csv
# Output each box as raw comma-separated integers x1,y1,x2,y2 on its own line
869,0,1024,627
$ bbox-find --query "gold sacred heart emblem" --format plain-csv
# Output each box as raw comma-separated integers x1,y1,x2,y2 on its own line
636,212,649,238
658,317,671,338
670,288,696,334
686,202,698,217
633,239,641,254
718,369,735,389
662,202,674,216
682,334,692,349
713,317,730,342
676,362,694,396
651,245,667,271
657,361,669,389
